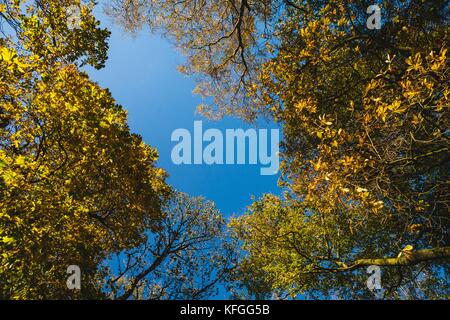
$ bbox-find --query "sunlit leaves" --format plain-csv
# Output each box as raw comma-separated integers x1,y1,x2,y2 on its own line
0,1,170,298
225,0,449,299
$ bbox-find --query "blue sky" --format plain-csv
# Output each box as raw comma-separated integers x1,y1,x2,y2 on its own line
85,11,280,218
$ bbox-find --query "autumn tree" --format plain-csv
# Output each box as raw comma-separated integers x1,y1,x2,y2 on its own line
0,1,170,298
104,193,237,300
1,0,234,300
108,0,450,298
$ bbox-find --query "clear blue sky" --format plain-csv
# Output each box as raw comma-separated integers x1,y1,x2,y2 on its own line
85,10,280,218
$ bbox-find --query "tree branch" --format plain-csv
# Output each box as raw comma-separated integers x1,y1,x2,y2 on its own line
336,247,450,272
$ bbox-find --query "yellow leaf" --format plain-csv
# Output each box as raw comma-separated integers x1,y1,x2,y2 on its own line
1,236,15,244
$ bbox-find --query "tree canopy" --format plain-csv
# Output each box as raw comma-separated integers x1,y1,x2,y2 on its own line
1,0,234,299
0,0,448,300
108,0,450,299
